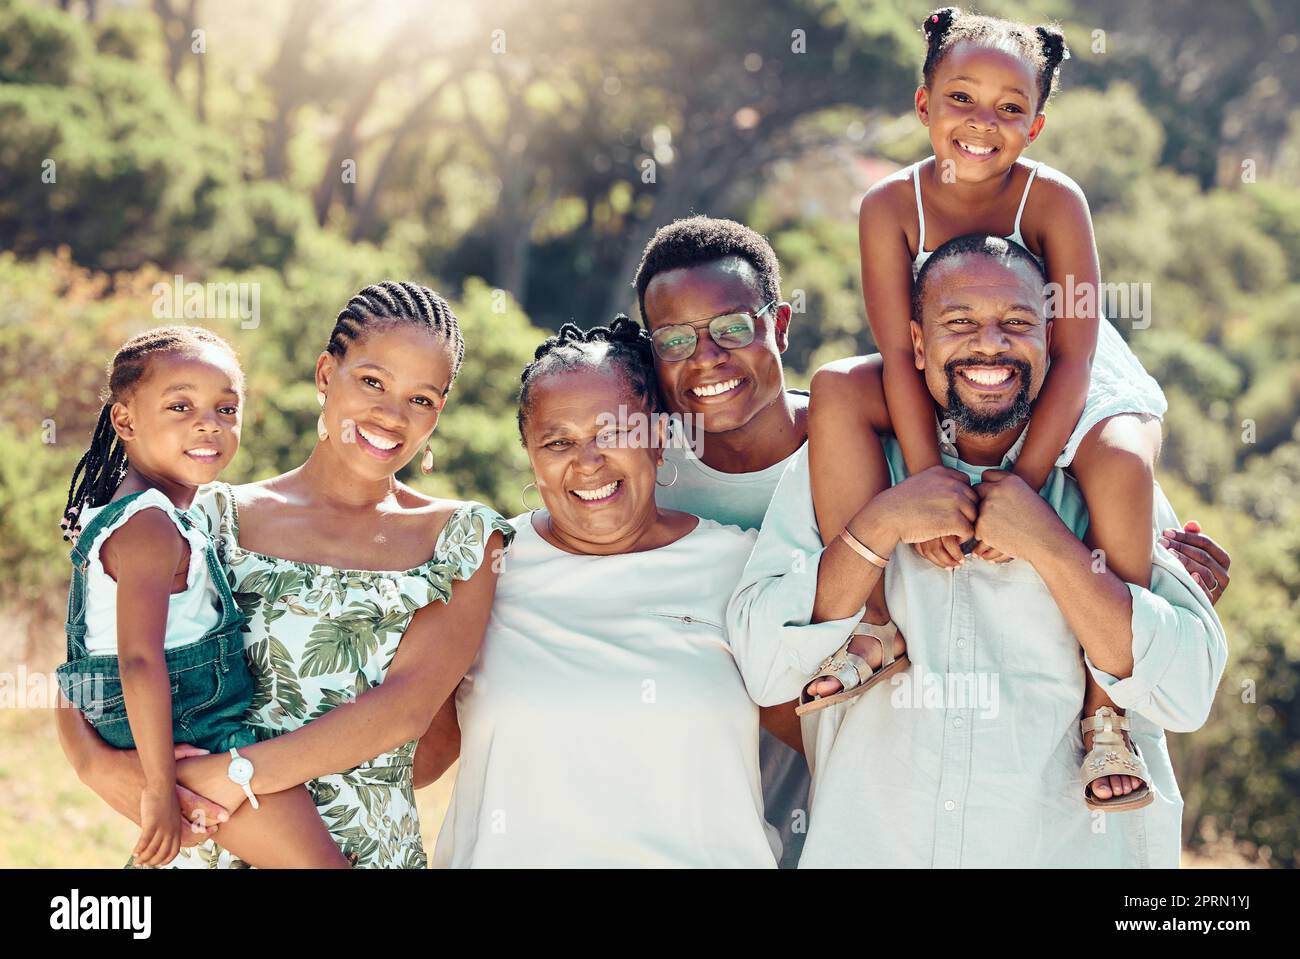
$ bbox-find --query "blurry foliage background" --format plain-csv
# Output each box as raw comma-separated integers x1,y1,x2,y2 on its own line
0,0,1297,866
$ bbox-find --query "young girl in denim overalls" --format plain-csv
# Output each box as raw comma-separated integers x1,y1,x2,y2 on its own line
58,326,347,868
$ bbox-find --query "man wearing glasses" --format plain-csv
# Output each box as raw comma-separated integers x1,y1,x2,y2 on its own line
633,216,811,868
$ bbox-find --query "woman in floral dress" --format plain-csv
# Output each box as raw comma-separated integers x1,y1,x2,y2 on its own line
57,282,512,868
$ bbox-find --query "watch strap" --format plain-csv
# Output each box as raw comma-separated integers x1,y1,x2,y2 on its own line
228,747,261,811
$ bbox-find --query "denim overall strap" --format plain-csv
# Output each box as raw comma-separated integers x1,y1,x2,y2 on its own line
174,507,245,636
64,490,152,661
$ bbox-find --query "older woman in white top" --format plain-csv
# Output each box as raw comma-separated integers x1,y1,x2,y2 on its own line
423,317,778,867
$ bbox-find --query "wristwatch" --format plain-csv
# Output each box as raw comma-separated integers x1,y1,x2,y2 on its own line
227,747,260,810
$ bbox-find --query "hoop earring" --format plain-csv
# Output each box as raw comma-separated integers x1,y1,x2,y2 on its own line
656,459,679,488
521,481,544,512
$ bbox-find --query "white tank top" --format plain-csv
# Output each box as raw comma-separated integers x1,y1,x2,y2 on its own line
78,487,223,656
911,158,1042,278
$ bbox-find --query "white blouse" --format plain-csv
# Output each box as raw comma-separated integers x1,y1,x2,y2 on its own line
434,511,778,868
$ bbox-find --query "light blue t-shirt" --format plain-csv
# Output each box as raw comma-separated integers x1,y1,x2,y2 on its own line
655,441,797,532
654,396,812,870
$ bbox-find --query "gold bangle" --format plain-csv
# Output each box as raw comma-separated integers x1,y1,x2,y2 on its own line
839,529,888,569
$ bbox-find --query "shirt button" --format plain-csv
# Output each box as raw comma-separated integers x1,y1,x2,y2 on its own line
956,638,967,649
682,616,693,624
953,717,964,727
944,800,956,811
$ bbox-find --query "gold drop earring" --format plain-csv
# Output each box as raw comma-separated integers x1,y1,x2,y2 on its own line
316,390,328,441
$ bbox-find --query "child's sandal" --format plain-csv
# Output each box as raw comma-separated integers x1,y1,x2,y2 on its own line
1080,706,1154,813
795,619,909,717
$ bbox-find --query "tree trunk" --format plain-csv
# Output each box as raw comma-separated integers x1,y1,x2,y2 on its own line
492,167,533,303
351,76,455,242
262,0,332,179
599,148,724,321
152,0,186,87
310,29,416,225
190,0,206,123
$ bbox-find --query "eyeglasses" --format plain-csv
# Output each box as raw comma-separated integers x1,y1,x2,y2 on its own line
649,301,776,362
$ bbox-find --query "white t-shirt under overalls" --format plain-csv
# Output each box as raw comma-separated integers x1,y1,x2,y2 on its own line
77,487,222,657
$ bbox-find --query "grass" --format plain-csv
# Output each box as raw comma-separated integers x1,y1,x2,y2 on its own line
0,706,456,868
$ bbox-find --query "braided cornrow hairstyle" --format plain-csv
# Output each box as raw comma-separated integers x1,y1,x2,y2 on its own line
517,315,660,444
61,325,242,542
921,7,1071,113
326,281,465,388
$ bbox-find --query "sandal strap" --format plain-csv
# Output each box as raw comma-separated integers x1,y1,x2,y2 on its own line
851,619,898,668
1080,709,1151,797
800,617,901,705
1080,706,1130,736
820,650,869,690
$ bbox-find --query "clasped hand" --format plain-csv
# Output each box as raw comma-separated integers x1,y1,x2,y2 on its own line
885,466,1060,568
126,745,248,867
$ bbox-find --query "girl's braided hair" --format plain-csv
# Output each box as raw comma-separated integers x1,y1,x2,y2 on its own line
922,6,1070,113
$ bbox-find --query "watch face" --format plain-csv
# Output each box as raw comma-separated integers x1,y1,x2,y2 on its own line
229,757,253,785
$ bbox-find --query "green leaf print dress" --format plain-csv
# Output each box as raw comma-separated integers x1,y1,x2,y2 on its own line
157,482,514,869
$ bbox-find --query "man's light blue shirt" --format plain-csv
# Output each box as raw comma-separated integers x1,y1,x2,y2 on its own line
726,427,1228,867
